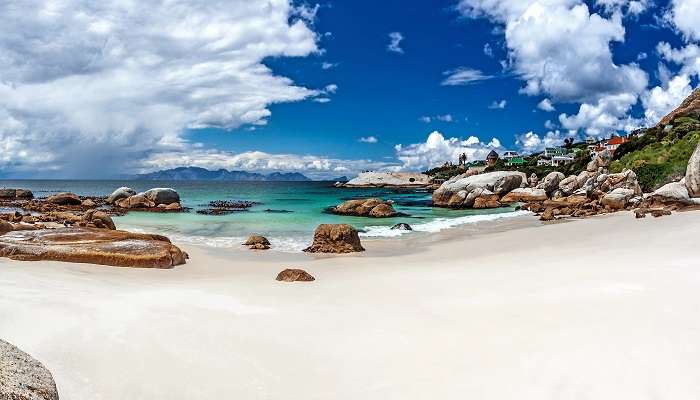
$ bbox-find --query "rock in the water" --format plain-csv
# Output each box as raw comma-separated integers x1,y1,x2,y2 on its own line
243,235,270,246
332,198,399,218
0,189,16,199
601,188,636,210
432,171,525,208
142,188,180,205
249,243,270,250
538,172,565,194
276,268,315,282
304,224,364,253
0,228,187,268
106,187,137,204
116,195,155,209
0,339,59,400
46,192,81,205
500,188,548,203
391,223,412,231
15,189,33,199
686,138,700,197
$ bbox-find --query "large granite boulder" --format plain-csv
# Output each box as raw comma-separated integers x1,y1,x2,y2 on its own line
0,189,16,199
304,224,364,253
0,228,187,268
501,188,548,203
243,235,270,246
0,220,13,235
528,173,539,188
142,188,180,205
342,172,431,188
432,171,525,208
276,269,315,282
15,189,34,199
46,192,81,205
601,188,636,210
651,180,700,205
79,210,116,230
332,198,398,218
600,169,642,195
106,186,136,204
558,175,581,196
470,188,501,209
116,195,155,209
686,139,700,197
0,339,59,400
538,172,565,194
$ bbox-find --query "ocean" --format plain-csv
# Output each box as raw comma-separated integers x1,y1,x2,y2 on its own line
0,180,526,251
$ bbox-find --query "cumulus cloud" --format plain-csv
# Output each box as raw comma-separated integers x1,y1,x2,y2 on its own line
436,114,455,122
0,0,321,177
387,32,404,53
441,67,493,86
537,98,555,111
595,0,650,16
359,136,378,143
665,0,700,42
457,0,649,135
419,116,432,123
483,43,494,57
642,74,693,125
489,100,507,109
321,62,337,70
394,131,503,171
515,130,568,153
559,93,641,135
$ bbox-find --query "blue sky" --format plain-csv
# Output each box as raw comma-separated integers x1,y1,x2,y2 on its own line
0,0,698,178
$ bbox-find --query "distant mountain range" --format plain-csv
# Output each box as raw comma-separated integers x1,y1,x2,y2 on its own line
134,167,312,181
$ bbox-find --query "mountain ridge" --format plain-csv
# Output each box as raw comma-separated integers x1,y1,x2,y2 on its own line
134,167,312,181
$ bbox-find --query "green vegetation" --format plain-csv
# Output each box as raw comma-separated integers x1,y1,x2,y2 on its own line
610,117,700,191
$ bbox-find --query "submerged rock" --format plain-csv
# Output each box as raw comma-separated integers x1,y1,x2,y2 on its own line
0,228,187,268
243,235,270,246
304,224,364,253
276,268,315,282
0,339,59,400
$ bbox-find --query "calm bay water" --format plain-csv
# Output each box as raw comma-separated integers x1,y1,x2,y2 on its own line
0,180,525,251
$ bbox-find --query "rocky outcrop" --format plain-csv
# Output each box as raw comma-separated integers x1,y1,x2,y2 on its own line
685,139,700,197
341,172,431,188
303,224,364,253
0,228,187,268
78,210,116,230
600,169,642,195
243,235,270,250
332,198,399,218
538,172,565,194
587,150,612,172
391,223,412,231
46,192,81,205
0,188,33,200
0,220,13,235
142,188,180,205
0,339,59,400
106,187,136,204
528,173,539,188
276,269,315,282
432,171,525,208
116,195,155,209
657,88,700,127
500,188,548,203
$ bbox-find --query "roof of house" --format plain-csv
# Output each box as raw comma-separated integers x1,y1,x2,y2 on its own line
486,150,499,159
607,136,627,145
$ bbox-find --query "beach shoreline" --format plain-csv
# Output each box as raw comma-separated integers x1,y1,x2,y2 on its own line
2,210,700,399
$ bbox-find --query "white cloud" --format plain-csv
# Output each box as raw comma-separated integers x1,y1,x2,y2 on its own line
666,0,700,42
321,62,337,70
292,3,321,23
324,84,338,94
419,116,432,123
394,131,503,171
436,114,454,122
359,136,378,143
141,149,395,180
595,0,650,16
0,0,321,177
642,74,694,125
559,93,641,136
537,98,555,111
489,99,507,109
441,67,493,86
387,32,404,53
456,0,649,135
314,98,331,103
483,43,494,57
515,130,568,153
657,42,700,79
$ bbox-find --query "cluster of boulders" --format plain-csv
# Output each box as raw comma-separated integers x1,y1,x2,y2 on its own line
643,141,700,209
432,170,527,208
108,187,182,211
304,224,364,253
0,188,33,200
243,235,271,250
331,198,400,218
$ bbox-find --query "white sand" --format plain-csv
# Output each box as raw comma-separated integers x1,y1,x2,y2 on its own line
2,211,700,399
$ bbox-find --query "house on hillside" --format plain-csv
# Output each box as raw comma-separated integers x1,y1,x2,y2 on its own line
486,150,499,167
551,155,575,167
505,156,525,167
605,136,629,152
543,147,566,157
502,150,519,160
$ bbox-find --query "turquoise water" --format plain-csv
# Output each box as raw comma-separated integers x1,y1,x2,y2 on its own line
0,180,524,251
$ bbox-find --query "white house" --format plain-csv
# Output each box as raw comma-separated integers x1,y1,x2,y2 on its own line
502,150,519,160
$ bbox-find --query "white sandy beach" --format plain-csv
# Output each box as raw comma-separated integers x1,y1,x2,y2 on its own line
2,211,700,399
